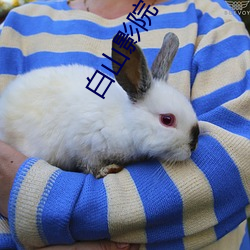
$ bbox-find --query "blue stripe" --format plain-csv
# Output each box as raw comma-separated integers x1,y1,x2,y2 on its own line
214,208,247,242
38,169,77,245
192,135,249,224
152,4,198,29
192,70,250,116
42,171,107,243
198,13,224,36
159,0,187,6
240,223,250,250
32,0,70,10
8,0,240,39
0,49,109,75
34,0,188,11
5,12,121,38
0,233,17,249
70,175,110,240
0,44,195,76
191,35,250,83
147,239,184,250
0,48,26,74
199,106,250,139
127,160,184,245
8,157,39,250
6,3,204,37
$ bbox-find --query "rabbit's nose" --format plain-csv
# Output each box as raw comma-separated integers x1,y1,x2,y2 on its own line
189,124,199,152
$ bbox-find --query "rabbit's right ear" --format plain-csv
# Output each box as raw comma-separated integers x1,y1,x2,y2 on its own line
151,33,179,81
111,39,152,102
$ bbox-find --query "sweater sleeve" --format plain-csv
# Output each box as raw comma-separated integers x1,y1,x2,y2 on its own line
3,2,250,250
0,215,16,249
7,27,250,248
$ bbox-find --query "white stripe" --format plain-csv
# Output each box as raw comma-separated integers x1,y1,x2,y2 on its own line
194,0,239,21
14,160,59,248
192,51,250,99
200,121,250,201
1,23,197,57
200,220,247,250
0,216,10,234
163,158,217,236
224,90,250,120
104,169,147,243
184,227,216,250
195,22,248,51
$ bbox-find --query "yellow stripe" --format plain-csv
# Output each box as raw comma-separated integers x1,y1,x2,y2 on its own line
224,90,250,120
12,2,190,25
200,121,250,201
195,0,238,21
1,27,110,56
13,3,125,26
169,71,191,99
13,0,238,26
192,50,250,99
0,216,10,234
184,227,216,250
140,23,198,49
104,169,147,243
200,220,247,250
14,160,59,248
163,158,217,237
1,22,197,57
195,22,248,51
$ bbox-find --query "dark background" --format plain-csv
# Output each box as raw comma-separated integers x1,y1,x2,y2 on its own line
225,0,250,33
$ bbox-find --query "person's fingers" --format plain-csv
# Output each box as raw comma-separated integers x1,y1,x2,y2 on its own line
126,243,140,250
37,241,140,250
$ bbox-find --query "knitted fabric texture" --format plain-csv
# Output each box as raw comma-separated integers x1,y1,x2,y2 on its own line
0,0,250,249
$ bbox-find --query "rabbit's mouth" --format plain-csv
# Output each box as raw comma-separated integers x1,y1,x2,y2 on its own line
158,146,192,163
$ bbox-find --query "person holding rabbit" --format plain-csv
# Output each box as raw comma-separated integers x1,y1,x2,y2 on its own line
0,0,249,249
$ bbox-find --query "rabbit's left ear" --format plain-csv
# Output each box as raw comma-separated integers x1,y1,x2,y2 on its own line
112,39,152,102
151,32,179,81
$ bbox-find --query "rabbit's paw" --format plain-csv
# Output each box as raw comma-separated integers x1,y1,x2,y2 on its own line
96,164,123,178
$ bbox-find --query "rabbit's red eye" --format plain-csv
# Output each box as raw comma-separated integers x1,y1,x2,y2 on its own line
160,114,176,127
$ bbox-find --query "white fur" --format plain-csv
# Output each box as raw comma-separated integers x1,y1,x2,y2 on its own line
0,64,198,175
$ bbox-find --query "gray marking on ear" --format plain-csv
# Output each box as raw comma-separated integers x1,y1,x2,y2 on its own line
111,39,153,102
151,32,179,81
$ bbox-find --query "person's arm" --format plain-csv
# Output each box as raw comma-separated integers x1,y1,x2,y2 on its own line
0,142,27,249
0,142,140,250
0,142,27,218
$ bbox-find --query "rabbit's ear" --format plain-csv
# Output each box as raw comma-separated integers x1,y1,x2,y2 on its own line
112,39,152,102
151,33,179,81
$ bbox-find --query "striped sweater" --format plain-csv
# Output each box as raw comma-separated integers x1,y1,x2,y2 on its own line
0,0,250,249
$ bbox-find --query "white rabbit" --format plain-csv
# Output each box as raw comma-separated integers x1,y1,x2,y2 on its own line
0,33,199,178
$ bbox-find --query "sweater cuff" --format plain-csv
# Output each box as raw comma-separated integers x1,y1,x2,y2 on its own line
8,158,85,249
0,215,16,249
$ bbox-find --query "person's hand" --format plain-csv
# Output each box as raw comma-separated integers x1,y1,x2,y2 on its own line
0,140,27,217
37,241,140,250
